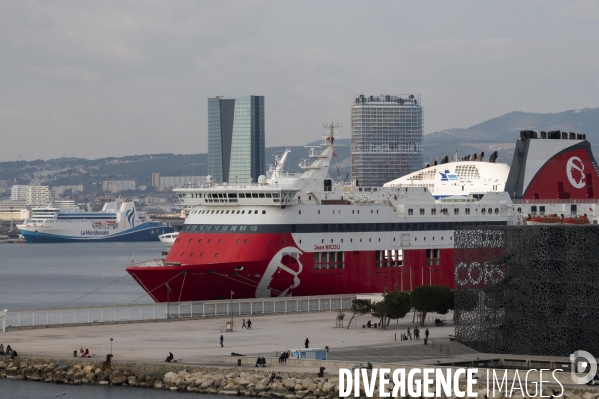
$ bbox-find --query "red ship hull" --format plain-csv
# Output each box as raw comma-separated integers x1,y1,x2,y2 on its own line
126,232,456,302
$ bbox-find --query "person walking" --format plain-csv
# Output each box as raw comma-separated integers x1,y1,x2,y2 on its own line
407,327,412,340
425,328,429,340
242,319,247,329
414,326,420,340
220,335,224,348
247,319,252,329
305,338,309,348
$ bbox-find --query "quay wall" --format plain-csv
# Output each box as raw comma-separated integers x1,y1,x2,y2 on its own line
2,355,599,398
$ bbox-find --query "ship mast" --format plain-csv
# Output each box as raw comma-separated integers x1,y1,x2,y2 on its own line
323,122,342,144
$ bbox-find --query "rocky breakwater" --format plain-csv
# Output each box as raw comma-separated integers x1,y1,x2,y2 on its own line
0,356,341,397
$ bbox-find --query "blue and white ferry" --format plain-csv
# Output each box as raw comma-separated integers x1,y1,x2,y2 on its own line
17,199,173,243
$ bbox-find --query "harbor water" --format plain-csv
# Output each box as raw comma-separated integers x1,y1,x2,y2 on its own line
0,242,164,310
0,241,245,397
0,378,227,398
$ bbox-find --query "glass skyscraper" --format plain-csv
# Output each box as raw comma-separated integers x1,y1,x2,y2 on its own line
208,96,265,184
351,94,423,187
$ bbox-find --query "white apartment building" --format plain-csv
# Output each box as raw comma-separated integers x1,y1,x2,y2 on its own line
52,185,84,195
102,180,136,193
160,176,206,188
27,185,51,206
11,185,50,205
10,185,28,201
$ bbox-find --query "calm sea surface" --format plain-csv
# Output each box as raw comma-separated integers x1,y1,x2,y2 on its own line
0,242,165,310
0,242,239,397
0,378,227,398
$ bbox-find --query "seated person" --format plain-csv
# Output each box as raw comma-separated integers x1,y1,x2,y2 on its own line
276,372,282,380
10,349,18,360
6,345,13,355
79,346,84,356
269,372,276,383
165,352,174,362
255,356,262,367
587,373,599,385
366,320,372,328
0,343,4,352
82,348,89,358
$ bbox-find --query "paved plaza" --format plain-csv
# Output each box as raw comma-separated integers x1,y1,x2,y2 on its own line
1,310,462,368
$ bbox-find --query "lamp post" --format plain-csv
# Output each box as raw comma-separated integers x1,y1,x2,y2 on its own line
166,283,172,323
230,291,234,331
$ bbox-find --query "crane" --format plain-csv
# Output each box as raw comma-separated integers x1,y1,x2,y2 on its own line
332,152,350,183
88,182,102,198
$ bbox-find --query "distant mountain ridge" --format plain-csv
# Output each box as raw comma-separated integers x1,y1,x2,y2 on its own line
423,107,599,165
1,108,598,190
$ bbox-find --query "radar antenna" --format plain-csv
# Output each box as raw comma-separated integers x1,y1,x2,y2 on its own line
322,122,342,144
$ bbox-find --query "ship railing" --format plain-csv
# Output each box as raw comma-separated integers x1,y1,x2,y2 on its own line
512,199,599,204
0,294,357,332
130,259,167,267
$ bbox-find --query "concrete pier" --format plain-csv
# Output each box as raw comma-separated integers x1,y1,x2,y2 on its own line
1,311,458,367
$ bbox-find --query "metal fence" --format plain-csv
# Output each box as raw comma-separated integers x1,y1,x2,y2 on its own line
1,295,356,332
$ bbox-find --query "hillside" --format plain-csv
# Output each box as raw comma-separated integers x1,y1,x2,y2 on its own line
423,107,599,165
1,107,598,191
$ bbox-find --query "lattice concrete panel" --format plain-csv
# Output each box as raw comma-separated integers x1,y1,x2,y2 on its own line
454,225,599,356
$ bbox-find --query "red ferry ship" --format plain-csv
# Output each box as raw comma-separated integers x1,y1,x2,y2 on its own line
126,128,599,302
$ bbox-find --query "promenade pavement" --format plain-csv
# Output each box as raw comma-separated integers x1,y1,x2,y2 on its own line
1,310,461,369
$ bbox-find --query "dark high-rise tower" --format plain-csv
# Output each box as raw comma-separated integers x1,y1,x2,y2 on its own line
208,96,265,184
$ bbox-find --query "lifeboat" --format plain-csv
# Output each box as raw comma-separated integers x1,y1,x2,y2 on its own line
93,221,103,226
105,220,117,225
562,215,590,225
525,214,561,225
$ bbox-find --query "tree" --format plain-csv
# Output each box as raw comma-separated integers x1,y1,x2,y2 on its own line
383,291,412,326
411,285,452,326
370,292,411,329
346,299,372,329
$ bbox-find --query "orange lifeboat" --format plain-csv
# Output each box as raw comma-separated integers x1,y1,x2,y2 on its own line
525,214,561,225
562,215,590,225
93,221,103,226
106,220,117,225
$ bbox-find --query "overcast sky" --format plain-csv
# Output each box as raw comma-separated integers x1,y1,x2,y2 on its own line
1,1,598,161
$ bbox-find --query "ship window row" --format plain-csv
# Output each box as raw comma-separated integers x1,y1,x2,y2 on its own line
314,252,345,269
56,216,118,220
179,193,280,198
182,224,259,232
180,220,507,234
405,207,492,215
191,209,266,215
375,250,403,267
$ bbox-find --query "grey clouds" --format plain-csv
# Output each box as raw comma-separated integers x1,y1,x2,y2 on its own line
1,0,598,161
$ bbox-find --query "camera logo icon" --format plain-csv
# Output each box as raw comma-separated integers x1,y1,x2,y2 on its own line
570,350,597,384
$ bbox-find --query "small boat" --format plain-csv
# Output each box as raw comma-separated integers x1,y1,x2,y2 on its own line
93,221,103,226
159,232,179,248
525,214,561,225
563,215,590,225
106,220,117,225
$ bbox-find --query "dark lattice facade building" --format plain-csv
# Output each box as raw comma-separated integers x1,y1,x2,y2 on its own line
454,225,599,356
